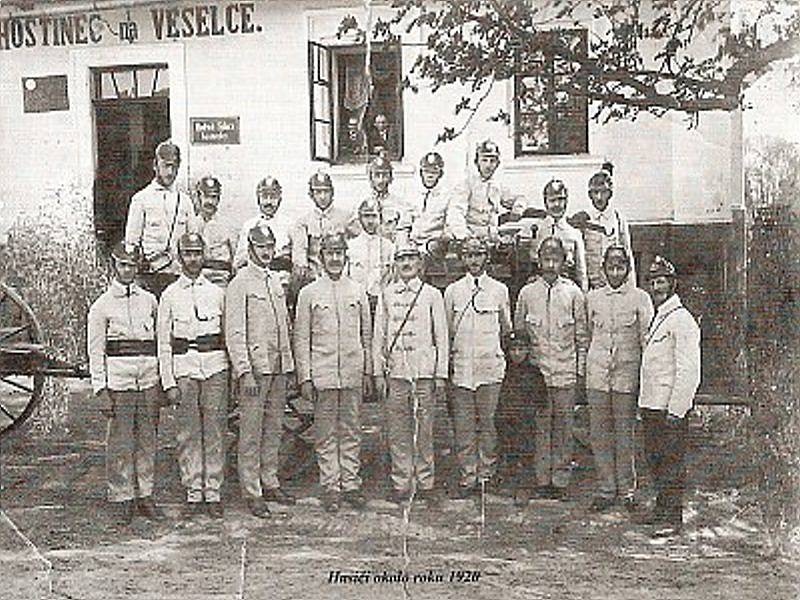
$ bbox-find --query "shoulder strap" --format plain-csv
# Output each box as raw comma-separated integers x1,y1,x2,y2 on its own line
387,282,425,355
645,305,690,347
164,191,181,253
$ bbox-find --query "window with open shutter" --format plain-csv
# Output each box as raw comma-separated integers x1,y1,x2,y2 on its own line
308,41,334,162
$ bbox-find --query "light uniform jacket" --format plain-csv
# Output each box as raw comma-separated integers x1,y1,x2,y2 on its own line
583,207,635,289
639,294,701,418
586,284,653,393
125,179,193,274
347,191,417,241
291,205,351,276
444,172,515,240
373,277,449,381
444,273,512,390
87,281,159,393
195,214,238,287
515,276,589,389
225,264,294,380
533,216,588,291
410,185,449,246
294,274,372,390
347,232,396,298
233,213,293,271
157,274,227,390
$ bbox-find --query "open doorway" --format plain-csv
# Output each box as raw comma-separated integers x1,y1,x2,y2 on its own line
92,63,171,250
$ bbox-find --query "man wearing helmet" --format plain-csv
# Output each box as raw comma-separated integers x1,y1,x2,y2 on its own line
233,176,293,273
125,140,194,297
348,198,396,314
444,236,512,498
158,233,229,519
514,236,588,499
193,175,238,287
533,179,588,291
410,151,450,249
225,226,296,518
88,243,164,526
638,256,700,538
291,170,350,282
295,232,373,513
444,139,518,241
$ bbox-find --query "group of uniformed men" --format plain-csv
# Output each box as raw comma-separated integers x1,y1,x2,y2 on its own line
88,138,700,538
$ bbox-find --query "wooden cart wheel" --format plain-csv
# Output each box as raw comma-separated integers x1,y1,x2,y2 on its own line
0,282,45,440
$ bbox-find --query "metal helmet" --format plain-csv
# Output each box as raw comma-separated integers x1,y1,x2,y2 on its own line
603,244,629,267
648,255,676,279
588,170,613,193
248,225,275,246
475,139,500,161
154,140,181,164
543,179,568,202
358,198,380,216
308,170,334,193
256,176,282,197
319,231,348,253
460,236,489,256
368,153,393,175
394,240,421,260
419,151,444,173
110,242,140,266
537,236,566,259
177,232,205,253
197,175,221,197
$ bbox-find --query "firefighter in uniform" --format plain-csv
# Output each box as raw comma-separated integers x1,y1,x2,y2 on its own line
125,141,194,297
410,151,449,250
234,177,293,274
88,243,165,525
193,175,238,287
158,233,228,519
533,179,588,291
226,226,296,518
638,256,700,537
515,236,589,499
373,240,449,506
291,170,351,283
295,232,373,513
586,245,653,512
444,236,512,497
444,140,517,241
347,198,396,315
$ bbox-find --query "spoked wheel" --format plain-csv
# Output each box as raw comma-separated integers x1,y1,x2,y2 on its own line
0,282,45,440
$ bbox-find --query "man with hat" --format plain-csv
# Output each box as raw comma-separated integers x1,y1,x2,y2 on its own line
444,236,512,497
638,255,700,537
348,198,396,315
410,151,450,250
295,232,373,513
157,232,229,519
193,175,238,287
445,139,518,241
226,226,296,518
533,179,588,291
373,240,449,506
125,140,194,297
291,170,351,282
88,243,165,526
514,236,588,499
585,245,653,512
233,176,293,275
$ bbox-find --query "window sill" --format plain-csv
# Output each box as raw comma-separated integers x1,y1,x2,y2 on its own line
504,154,606,173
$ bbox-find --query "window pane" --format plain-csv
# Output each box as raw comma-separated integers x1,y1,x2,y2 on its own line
519,113,550,153
112,70,135,99
317,46,329,82
152,68,169,98
137,68,155,98
314,120,332,160
99,72,118,100
314,83,330,121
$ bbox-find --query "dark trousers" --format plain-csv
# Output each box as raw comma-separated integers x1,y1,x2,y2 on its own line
497,400,536,489
642,408,687,526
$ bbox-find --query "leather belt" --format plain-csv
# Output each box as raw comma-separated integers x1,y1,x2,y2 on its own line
171,333,225,355
106,339,157,357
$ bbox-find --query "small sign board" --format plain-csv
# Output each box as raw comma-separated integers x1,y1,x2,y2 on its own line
190,117,240,145
23,75,69,113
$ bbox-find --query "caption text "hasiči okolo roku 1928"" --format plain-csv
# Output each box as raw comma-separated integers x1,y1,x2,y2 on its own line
328,569,482,585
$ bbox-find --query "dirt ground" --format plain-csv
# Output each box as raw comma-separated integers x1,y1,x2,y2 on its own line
0,387,798,600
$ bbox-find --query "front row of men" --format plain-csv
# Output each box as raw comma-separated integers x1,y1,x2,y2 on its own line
89,225,699,538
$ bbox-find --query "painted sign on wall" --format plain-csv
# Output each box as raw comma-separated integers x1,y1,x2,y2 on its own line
191,117,241,145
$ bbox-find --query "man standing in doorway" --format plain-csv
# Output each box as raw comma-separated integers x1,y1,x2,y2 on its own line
125,140,194,297
638,256,701,538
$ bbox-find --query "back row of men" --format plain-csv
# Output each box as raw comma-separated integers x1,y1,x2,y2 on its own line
92,187,700,540
123,139,633,297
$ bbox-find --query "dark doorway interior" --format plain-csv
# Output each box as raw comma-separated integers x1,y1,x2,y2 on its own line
92,64,171,250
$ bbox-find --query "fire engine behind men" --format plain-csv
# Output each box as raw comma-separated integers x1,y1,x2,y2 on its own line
444,139,517,241
444,236,512,498
226,226,296,518
291,171,351,283
194,175,238,287
373,240,449,506
125,140,194,297
638,256,700,538
515,236,589,499
295,232,373,513
234,177,293,274
87,243,165,526
158,233,228,519
533,179,588,291
410,151,449,250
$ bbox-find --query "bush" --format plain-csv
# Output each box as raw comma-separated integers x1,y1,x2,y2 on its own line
0,184,109,435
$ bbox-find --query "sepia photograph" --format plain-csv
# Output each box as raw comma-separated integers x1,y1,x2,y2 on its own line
0,0,797,598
